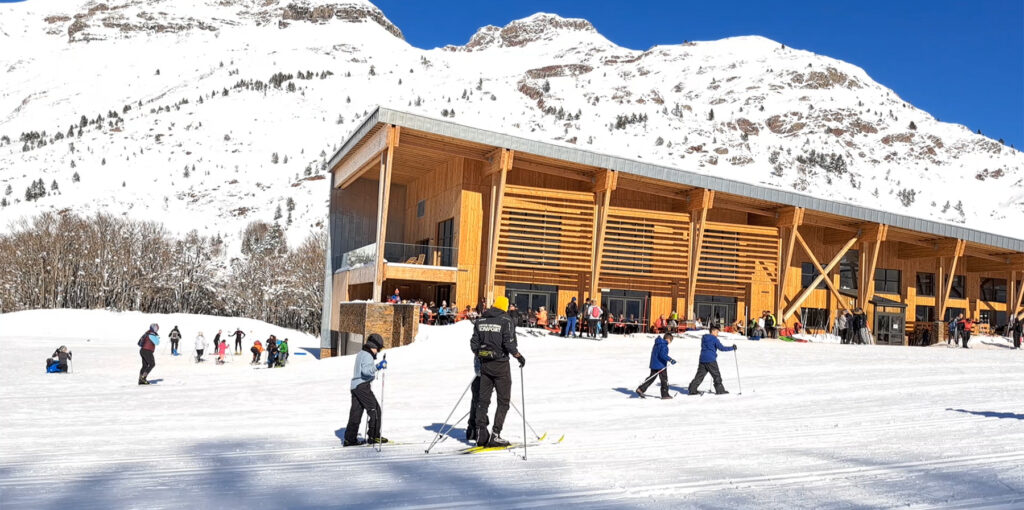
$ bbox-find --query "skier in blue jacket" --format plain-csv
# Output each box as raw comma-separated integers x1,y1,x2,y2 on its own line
687,326,736,395
635,333,676,399
343,334,389,446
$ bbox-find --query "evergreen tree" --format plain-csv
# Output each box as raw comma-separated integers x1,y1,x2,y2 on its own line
271,152,279,164
274,204,282,221
369,65,376,76
908,121,917,130
5,184,11,195
708,109,715,121
286,197,296,211
542,79,551,93
72,171,80,182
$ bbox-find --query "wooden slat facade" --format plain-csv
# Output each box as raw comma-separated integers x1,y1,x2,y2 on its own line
329,122,1024,346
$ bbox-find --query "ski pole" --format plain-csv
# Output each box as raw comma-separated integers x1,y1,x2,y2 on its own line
425,378,475,453
637,367,667,389
520,364,527,461
377,354,386,453
508,400,542,440
734,350,742,395
435,411,471,446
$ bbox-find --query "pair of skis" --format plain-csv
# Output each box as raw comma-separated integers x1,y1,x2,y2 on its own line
454,433,565,455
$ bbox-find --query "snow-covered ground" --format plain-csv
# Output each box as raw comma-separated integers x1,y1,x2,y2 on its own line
2,309,1023,509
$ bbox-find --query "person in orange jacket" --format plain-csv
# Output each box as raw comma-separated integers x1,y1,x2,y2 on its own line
251,339,264,364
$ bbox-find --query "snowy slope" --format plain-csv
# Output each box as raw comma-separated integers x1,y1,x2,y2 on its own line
2,309,1024,509
1,0,1023,251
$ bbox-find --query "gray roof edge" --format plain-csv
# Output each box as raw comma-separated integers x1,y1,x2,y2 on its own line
330,106,1024,253
327,107,382,170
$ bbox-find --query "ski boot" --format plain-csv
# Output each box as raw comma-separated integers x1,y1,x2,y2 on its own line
367,437,389,445
342,439,365,447
487,434,510,448
466,427,478,442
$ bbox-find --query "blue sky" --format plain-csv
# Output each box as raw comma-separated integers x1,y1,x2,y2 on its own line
374,0,1024,148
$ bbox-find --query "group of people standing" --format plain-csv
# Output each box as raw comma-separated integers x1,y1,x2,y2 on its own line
834,309,872,345
131,324,293,385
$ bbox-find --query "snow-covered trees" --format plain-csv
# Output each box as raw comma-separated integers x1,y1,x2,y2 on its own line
0,213,327,334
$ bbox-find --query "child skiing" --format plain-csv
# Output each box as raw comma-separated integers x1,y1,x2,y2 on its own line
343,334,389,447
635,333,676,399
687,326,736,395
232,328,246,355
195,332,208,362
216,339,228,365
251,340,264,364
169,326,182,356
138,323,160,385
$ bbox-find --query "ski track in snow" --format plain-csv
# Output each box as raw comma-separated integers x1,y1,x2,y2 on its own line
2,310,1024,509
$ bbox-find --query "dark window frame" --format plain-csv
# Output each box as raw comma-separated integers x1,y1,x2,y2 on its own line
948,275,966,299
915,305,935,322
874,268,901,295
916,272,935,297
980,278,1007,303
801,262,826,289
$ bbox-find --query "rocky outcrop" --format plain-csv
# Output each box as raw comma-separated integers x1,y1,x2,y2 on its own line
451,13,596,51
281,2,403,39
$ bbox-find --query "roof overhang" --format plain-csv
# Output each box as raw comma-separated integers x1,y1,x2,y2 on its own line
328,106,1024,253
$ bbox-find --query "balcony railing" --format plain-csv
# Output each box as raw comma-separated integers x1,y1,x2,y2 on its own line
339,242,458,271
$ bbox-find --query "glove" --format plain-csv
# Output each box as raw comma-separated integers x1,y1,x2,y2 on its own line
732,344,738,350
376,360,387,370
670,359,677,365
516,355,526,368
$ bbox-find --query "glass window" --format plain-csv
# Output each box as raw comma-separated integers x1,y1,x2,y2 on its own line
800,308,829,328
915,305,935,322
874,268,901,294
948,275,966,299
801,262,826,289
839,250,859,291
916,273,935,297
980,278,1007,303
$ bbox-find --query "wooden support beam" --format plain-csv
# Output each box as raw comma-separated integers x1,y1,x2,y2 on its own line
334,126,396,189
685,190,715,319
372,125,400,300
1013,270,1024,318
938,239,966,319
1009,270,1017,319
590,185,613,299
510,158,594,182
936,256,946,321
774,207,804,319
483,148,514,303
593,168,618,193
898,238,969,260
795,230,854,315
784,233,860,320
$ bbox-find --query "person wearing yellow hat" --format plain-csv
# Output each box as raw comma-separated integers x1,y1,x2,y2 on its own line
469,295,525,447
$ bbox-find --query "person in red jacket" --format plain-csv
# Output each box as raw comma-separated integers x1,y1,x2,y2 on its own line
138,323,160,385
959,317,973,348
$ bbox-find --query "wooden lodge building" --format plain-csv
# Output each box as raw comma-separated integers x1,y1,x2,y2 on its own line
322,107,1024,352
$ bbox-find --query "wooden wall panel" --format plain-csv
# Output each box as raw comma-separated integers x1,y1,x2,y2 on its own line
695,221,779,299
598,206,689,297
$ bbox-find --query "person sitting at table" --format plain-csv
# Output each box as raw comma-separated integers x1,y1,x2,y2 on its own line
668,311,679,332
614,314,626,334
653,315,667,334
626,314,638,335
537,306,549,329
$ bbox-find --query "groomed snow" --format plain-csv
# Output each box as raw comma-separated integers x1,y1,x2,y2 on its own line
1,309,1023,509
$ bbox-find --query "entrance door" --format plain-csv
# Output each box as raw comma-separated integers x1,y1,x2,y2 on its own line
508,290,549,314
874,313,905,345
693,295,737,327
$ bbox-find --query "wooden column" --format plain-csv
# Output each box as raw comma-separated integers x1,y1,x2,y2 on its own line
859,224,889,310
371,125,400,301
685,189,715,319
938,239,966,319
774,207,804,321
1013,269,1024,318
936,257,946,321
482,148,513,304
1008,270,1016,320
589,170,617,300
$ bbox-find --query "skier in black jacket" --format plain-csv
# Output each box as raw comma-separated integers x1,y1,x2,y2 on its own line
232,328,246,355
470,296,525,447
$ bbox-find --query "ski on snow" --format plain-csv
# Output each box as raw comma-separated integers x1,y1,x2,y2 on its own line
455,433,565,455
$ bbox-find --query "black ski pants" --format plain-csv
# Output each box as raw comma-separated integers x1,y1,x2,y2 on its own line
962,331,971,348
251,347,261,363
638,368,669,397
139,348,155,379
170,338,179,352
688,361,725,394
235,338,242,353
475,360,512,438
1014,332,1021,349
468,375,481,431
345,381,381,443
588,318,599,338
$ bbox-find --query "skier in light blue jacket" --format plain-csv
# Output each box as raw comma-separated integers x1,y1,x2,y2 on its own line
343,334,388,446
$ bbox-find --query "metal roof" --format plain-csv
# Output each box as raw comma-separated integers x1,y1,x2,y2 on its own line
329,106,1024,253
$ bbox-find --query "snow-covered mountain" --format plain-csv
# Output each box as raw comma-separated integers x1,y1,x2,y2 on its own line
2,0,1022,250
